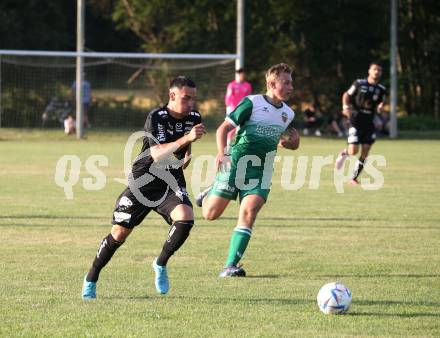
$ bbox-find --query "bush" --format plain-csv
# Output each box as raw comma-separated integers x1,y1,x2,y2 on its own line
398,115,440,130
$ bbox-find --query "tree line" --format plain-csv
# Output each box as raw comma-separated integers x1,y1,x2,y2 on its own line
1,0,439,118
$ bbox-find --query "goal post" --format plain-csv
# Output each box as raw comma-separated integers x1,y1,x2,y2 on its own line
0,50,238,131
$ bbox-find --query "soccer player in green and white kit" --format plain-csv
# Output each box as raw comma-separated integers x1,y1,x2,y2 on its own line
196,63,300,277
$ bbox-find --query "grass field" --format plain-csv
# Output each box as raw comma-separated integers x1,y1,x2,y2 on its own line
1,128,439,337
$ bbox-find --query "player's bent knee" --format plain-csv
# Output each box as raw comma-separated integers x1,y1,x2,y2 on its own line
111,224,132,242
348,146,358,155
202,206,221,221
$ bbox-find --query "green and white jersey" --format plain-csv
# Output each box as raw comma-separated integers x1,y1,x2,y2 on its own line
226,94,295,161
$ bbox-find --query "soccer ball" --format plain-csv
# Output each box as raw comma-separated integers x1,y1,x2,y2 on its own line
317,282,352,314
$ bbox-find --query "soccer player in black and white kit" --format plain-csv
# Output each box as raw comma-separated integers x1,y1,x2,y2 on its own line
335,61,386,184
82,76,205,298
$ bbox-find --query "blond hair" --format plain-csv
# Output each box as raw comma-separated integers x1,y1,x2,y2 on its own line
265,63,293,85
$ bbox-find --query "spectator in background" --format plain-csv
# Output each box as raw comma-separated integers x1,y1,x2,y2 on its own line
71,78,92,128
302,102,323,136
224,68,253,147
327,111,346,137
374,110,390,136
64,113,76,135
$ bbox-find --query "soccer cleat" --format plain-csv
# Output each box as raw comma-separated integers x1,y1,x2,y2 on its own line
219,264,246,278
82,275,96,300
349,178,360,185
195,186,212,207
335,150,347,170
152,258,169,294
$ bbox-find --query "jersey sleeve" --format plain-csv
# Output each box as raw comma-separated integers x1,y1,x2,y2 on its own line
347,80,359,96
144,111,167,146
286,119,296,130
226,97,252,127
195,111,202,124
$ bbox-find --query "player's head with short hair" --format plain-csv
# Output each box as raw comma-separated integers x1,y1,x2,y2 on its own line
169,76,196,89
235,68,246,82
369,61,383,69
368,61,383,83
265,63,294,102
265,63,292,84
168,76,197,114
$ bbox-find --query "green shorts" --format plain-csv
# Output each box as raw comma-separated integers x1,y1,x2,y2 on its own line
209,164,272,202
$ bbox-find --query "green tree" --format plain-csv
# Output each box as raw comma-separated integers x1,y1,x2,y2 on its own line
398,0,440,117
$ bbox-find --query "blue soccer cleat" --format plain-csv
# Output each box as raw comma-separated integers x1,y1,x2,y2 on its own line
82,275,96,300
152,258,169,294
219,264,246,278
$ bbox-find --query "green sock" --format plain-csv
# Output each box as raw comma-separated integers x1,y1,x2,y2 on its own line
225,227,252,266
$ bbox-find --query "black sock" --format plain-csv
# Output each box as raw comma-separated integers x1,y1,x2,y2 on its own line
157,220,194,266
352,157,366,180
86,233,124,282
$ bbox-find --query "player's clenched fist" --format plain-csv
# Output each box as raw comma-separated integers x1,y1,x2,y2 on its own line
187,123,206,142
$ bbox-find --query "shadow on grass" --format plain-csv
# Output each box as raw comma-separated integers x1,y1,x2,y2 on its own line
356,299,440,307
172,295,313,306
245,274,281,279
348,312,440,318
0,215,105,220
200,217,439,229
2,215,439,230
317,273,440,279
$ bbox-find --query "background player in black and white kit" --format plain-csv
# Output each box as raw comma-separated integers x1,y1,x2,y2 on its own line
335,61,386,184
82,76,205,298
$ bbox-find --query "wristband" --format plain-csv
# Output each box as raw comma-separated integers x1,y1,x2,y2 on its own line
343,105,351,109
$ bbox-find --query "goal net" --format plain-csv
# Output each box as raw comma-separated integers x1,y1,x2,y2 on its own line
0,51,236,129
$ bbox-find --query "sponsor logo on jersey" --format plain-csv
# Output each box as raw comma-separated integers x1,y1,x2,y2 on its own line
217,182,236,193
167,129,174,135
176,123,183,132
157,124,166,141
255,125,282,138
262,107,269,113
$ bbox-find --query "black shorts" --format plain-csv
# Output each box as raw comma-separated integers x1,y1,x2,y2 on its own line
112,186,192,228
347,126,376,145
